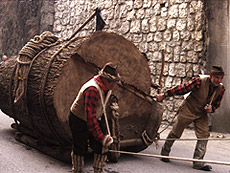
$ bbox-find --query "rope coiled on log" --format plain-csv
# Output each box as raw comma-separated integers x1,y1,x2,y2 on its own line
13,31,59,103
18,31,59,59
11,31,60,145
108,95,121,161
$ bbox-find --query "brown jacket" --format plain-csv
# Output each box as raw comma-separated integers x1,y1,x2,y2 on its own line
180,77,222,115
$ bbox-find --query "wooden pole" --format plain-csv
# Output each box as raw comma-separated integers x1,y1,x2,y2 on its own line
109,150,230,166
158,137,230,141
67,8,98,41
157,50,165,94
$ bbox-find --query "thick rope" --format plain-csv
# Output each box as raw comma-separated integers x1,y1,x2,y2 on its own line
109,150,230,166
38,37,85,147
110,95,120,145
18,31,59,58
10,9,98,146
13,31,60,103
22,48,54,144
108,95,121,161
10,31,60,144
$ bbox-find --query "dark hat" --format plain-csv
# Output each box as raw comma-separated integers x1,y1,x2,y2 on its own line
210,65,224,76
99,62,120,82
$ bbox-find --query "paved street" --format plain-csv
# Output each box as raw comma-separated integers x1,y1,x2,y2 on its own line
0,110,230,173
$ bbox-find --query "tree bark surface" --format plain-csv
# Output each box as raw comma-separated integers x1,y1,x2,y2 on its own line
0,31,163,154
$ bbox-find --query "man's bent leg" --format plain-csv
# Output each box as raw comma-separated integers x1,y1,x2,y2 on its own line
90,139,108,173
69,112,89,173
193,140,212,171
193,116,212,171
161,132,178,162
71,151,84,173
161,108,194,162
90,117,108,173
93,153,107,173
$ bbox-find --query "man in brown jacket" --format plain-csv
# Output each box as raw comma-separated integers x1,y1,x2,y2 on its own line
156,66,225,171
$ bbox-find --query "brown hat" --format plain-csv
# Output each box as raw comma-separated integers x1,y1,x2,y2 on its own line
99,62,120,82
210,65,224,76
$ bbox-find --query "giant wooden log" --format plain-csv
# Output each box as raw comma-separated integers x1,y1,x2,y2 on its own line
0,31,163,162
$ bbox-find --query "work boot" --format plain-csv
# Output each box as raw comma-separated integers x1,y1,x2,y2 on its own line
193,140,212,171
71,151,84,173
160,132,178,162
93,153,107,173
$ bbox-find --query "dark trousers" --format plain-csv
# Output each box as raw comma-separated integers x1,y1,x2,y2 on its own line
69,111,106,156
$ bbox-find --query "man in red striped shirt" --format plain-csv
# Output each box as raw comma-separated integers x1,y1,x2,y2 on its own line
157,66,225,171
69,62,120,173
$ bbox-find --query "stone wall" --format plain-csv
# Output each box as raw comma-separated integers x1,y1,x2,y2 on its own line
53,0,207,122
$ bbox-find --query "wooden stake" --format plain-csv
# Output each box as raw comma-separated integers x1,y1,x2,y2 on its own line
67,9,98,41
109,150,230,166
158,137,230,141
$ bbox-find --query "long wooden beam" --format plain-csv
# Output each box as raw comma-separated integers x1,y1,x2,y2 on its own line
109,150,230,166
